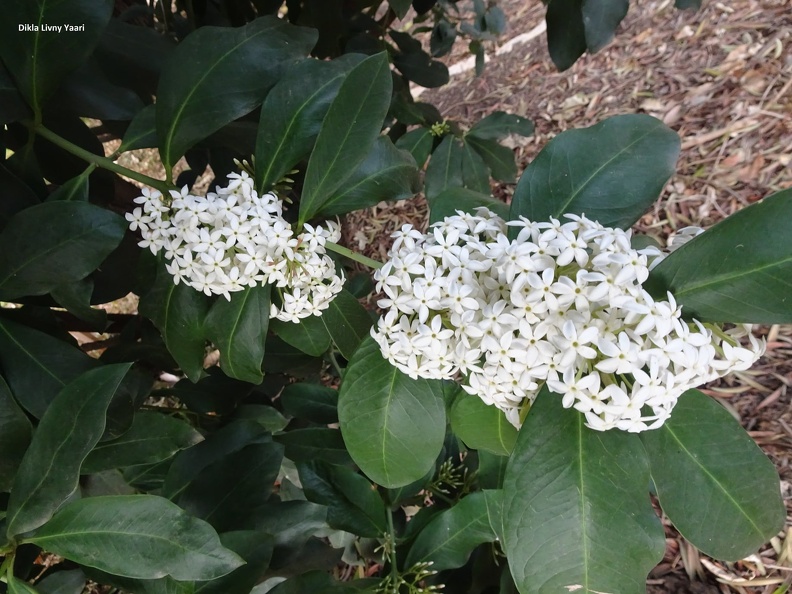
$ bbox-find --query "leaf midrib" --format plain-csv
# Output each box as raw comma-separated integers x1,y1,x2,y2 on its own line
669,254,792,298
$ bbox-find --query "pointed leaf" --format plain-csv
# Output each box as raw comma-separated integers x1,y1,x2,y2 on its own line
281,383,339,424
315,137,421,217
157,16,317,171
120,104,157,152
0,375,32,491
450,392,517,456
0,317,98,418
466,136,517,182
82,411,202,474
25,495,244,580
270,316,332,357
275,428,352,465
6,363,131,537
393,52,450,88
395,128,433,168
424,135,463,200
320,289,373,360
545,0,586,71
204,284,271,384
460,138,491,194
338,336,446,488
582,0,629,52
427,187,508,224
7,576,40,594
503,388,665,594
469,112,534,140
0,0,113,114
640,390,784,561
298,53,392,224
509,114,680,237
35,569,86,594
406,491,501,570
0,201,126,300
645,188,792,323
255,55,363,193
139,264,211,383
51,278,107,330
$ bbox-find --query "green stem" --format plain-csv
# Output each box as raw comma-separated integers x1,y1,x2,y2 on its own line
386,507,400,593
328,350,345,379
29,123,172,195
325,242,383,270
1,550,15,580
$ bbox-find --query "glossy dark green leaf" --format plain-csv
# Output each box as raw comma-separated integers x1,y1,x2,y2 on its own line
255,55,362,193
449,392,517,456
476,450,509,489
675,0,702,8
275,428,351,465
35,569,86,594
253,500,327,549
299,461,387,537
320,289,373,360
0,0,113,114
51,278,107,330
139,264,211,383
298,53,392,224
427,187,508,224
204,284,270,384
162,419,270,500
509,114,680,237
0,163,39,230
430,21,457,57
315,137,420,217
0,64,30,124
25,495,244,580
406,491,501,570
7,576,39,594
46,169,91,202
268,571,339,594
389,0,412,18
157,16,317,171
6,363,131,537
0,317,98,417
178,442,283,532
424,135,463,200
393,51,450,88
0,375,32,491
281,383,339,424
119,104,157,152
82,411,202,474
236,404,289,433
644,188,792,323
460,139,491,194
59,59,145,120
338,336,446,488
640,390,784,561
0,201,126,300
395,127,433,168
503,388,665,594
545,0,586,71
270,316,332,357
467,136,517,182
468,112,534,140
582,0,629,52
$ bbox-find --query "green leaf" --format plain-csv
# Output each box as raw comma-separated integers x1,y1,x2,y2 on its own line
0,0,113,115
393,52,450,88
275,428,352,465
7,576,40,594
427,187,509,224
120,104,157,152
395,128,433,168
59,59,145,121
503,388,665,594
405,491,501,570
476,450,509,489
24,495,244,580
51,278,107,330
338,336,446,488
0,317,98,418
204,284,270,384
298,52,392,224
0,376,32,491
36,569,86,594
430,21,457,58
640,390,784,561
389,0,412,18
449,392,517,456
644,188,792,323
139,263,211,383
178,442,284,532
82,411,202,474
0,64,30,125
156,16,317,172
320,289,373,360
0,163,39,231
0,201,126,300
675,0,701,8
466,136,517,182
508,114,680,236
424,135,463,200
46,171,90,202
315,137,421,218
582,0,629,52
545,0,586,71
460,139,491,194
281,383,339,424
194,531,274,594
299,461,387,537
254,55,362,193
270,316,332,357
468,112,534,140
6,363,131,538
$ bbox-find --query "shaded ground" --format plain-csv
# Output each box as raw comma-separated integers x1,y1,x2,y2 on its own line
345,1,792,592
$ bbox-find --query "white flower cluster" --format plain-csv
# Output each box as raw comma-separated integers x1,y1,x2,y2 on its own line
126,172,344,322
371,209,764,433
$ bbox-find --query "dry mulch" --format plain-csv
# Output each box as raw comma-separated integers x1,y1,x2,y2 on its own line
345,0,792,592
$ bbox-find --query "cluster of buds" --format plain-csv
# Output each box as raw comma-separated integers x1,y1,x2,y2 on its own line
371,209,764,433
126,171,343,322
